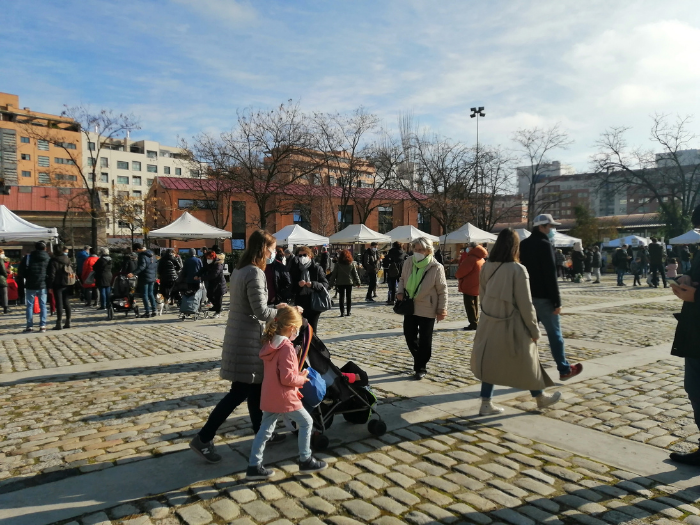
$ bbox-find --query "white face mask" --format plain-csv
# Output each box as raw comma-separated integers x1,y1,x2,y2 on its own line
414,253,426,262
266,248,275,265
290,328,299,341
300,256,310,265
207,259,213,264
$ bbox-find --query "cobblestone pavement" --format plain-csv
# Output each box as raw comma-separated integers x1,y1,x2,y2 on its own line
559,314,676,347
56,418,700,525
502,359,699,453
598,302,682,318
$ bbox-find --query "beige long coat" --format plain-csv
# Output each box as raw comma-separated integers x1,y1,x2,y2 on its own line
471,261,554,391
397,256,448,319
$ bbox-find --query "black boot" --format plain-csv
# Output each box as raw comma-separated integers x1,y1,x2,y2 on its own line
63,320,71,329
670,449,700,465
52,323,62,331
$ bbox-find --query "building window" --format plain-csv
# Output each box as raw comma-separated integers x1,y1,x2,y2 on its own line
55,174,78,182
37,139,49,151
20,136,30,144
38,156,50,167
21,170,31,178
100,158,108,168
55,142,76,150
38,172,50,184
231,201,246,249
378,206,393,233
117,176,129,185
132,161,141,171
147,164,157,173
147,150,157,159
54,158,75,165
88,157,96,167
88,141,96,151
175,168,181,175
117,191,129,198
418,208,431,234
178,199,217,209
21,153,30,160
133,176,141,186
164,166,171,174
190,169,198,177
133,190,142,198
338,205,353,230
293,207,311,230
146,178,153,187
101,189,110,198
117,161,129,170
100,172,109,183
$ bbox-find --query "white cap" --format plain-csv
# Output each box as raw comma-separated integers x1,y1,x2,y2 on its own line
532,213,561,227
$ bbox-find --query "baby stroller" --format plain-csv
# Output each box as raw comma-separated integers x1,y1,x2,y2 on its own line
294,321,386,450
178,283,209,321
107,274,140,320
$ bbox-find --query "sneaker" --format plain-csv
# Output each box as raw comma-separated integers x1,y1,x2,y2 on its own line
479,399,505,416
560,363,583,381
189,435,222,463
212,313,221,319
23,327,32,333
536,391,562,410
246,464,275,480
39,326,47,333
150,312,157,318
463,324,478,331
269,432,287,445
414,370,426,380
299,456,327,474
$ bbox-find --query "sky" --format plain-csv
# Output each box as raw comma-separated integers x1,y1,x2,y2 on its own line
3,0,700,172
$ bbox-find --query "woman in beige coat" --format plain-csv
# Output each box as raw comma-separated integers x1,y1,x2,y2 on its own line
397,237,448,380
471,228,561,415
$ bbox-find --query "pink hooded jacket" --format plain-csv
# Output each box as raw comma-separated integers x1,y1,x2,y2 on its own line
259,335,307,413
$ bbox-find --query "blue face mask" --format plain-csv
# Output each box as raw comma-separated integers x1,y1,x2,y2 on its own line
548,228,556,240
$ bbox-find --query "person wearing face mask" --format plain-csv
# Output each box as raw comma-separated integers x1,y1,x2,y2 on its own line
289,245,329,334
520,214,583,381
396,237,448,380
199,251,226,318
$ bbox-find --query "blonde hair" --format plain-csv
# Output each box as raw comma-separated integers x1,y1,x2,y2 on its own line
262,306,303,343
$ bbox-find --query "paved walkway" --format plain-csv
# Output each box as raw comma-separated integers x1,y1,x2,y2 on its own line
1,275,698,525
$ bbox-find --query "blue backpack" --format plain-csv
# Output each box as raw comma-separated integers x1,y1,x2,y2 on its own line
300,367,326,408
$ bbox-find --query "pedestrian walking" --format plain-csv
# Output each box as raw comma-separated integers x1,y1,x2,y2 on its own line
245,306,327,479
76,245,90,303
264,251,291,306
681,245,691,274
0,249,9,314
520,214,583,381
572,242,585,280
190,230,295,463
630,257,643,286
202,252,226,318
591,246,602,283
129,243,158,318
384,242,406,305
328,249,360,317
583,247,593,282
81,248,99,306
93,248,113,310
289,246,329,334
157,249,182,308
47,245,74,330
612,245,630,286
362,242,380,301
666,258,679,280
318,246,331,275
18,241,50,333
472,228,561,415
555,249,566,281
649,237,669,288
456,243,488,331
396,237,448,380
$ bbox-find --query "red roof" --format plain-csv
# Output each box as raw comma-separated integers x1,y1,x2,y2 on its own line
0,186,89,213
156,177,426,201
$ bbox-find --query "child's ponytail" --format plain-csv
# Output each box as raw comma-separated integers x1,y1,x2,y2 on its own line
262,318,279,343
262,306,303,343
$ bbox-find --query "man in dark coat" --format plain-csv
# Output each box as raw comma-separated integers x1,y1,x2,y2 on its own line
649,237,668,288
362,242,380,302
520,214,582,381
18,241,51,333
92,248,113,310
384,241,406,305
129,243,158,317
612,245,630,286
669,205,700,465
318,246,331,274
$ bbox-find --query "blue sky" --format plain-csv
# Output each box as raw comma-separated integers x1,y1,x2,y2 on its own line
3,0,700,172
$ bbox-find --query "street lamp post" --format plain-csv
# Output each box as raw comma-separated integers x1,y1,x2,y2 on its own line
470,107,485,227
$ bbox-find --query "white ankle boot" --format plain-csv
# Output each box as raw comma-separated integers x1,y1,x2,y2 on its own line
479,398,505,416
536,391,562,409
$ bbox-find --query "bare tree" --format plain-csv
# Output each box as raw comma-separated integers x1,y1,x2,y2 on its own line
511,124,573,228
112,194,144,245
25,106,140,248
470,145,517,231
591,114,700,236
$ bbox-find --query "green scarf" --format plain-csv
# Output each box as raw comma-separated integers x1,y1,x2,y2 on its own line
406,255,432,298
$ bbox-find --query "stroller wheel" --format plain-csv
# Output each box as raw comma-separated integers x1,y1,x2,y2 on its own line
107,307,114,321
311,433,329,451
368,419,387,437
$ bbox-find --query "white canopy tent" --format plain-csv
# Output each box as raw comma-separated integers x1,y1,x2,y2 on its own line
385,225,439,244
604,235,651,248
670,230,700,245
273,224,329,246
514,228,531,241
329,224,391,244
439,223,497,244
551,231,582,248
148,212,231,240
0,205,58,243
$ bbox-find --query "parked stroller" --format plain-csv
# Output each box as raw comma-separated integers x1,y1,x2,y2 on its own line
178,283,209,321
107,274,140,320
293,321,386,450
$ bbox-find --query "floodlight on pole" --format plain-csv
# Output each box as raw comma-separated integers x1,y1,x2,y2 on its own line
470,106,486,227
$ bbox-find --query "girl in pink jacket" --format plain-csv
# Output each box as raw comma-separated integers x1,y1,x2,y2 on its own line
246,306,328,480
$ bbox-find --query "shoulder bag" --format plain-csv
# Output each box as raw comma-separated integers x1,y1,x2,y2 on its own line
393,266,429,316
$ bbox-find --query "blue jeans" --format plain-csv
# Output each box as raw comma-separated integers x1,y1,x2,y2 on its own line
100,287,111,309
616,268,625,285
25,289,47,328
142,282,156,314
249,408,312,466
481,382,542,399
532,297,570,375
685,358,700,430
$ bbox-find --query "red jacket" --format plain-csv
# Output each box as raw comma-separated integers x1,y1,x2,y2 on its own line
455,245,488,296
259,336,307,413
81,255,98,288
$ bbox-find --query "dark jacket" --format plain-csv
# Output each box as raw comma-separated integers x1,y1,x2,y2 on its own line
555,250,566,267
318,252,330,273
584,251,593,272
362,248,380,273
640,248,649,265
435,249,444,265
19,249,51,290
93,256,113,288
0,259,7,287
612,248,629,270
264,260,291,305
289,258,329,310
671,254,700,359
134,250,157,284
329,261,361,287
681,247,691,263
184,255,203,284
385,247,406,278
122,253,138,275
649,242,665,266
202,257,227,294
520,228,561,308
158,251,182,283
572,250,585,274
76,249,89,277
592,251,602,268
47,254,72,289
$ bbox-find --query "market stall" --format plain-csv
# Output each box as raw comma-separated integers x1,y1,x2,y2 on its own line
385,225,439,244
329,224,391,245
0,205,59,243
148,212,231,241
439,223,497,244
604,235,651,248
273,224,329,247
669,230,700,245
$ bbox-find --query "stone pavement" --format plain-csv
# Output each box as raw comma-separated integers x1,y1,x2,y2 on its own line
1,274,699,525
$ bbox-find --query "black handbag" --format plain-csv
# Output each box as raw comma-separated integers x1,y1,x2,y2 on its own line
393,268,429,316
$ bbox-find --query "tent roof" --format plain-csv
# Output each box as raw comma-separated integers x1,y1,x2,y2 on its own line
329,224,391,244
514,228,531,241
670,230,700,245
148,212,231,240
0,205,58,243
440,223,497,244
385,225,439,243
551,231,582,248
274,225,329,246
604,235,651,248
